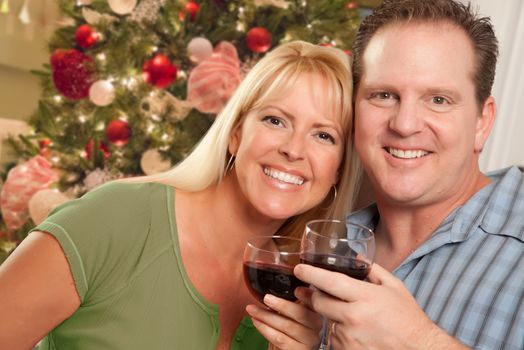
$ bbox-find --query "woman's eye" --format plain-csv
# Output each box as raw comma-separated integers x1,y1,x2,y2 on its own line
316,132,336,144
262,116,284,127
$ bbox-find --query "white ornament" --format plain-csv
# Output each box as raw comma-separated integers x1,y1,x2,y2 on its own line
83,168,112,191
254,0,290,9
82,7,118,25
141,149,172,175
187,37,213,64
28,189,70,225
89,80,115,106
108,0,137,15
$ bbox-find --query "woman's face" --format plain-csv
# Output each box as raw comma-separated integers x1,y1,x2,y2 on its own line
229,73,344,220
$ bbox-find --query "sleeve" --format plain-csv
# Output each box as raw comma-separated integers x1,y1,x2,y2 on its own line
30,181,154,303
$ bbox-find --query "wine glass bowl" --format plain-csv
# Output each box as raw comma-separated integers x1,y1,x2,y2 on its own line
300,219,375,279
243,236,307,303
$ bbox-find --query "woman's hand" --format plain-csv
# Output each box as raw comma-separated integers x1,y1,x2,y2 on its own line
294,263,469,350
246,287,322,350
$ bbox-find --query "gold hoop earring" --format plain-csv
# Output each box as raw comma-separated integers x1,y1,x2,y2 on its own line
322,185,337,209
225,155,235,172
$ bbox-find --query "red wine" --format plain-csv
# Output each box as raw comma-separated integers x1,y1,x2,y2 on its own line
300,253,370,280
243,262,307,302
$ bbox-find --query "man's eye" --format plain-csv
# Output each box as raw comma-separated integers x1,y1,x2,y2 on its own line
432,96,448,105
376,92,392,99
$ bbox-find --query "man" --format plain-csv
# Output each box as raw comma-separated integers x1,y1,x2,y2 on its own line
294,0,524,349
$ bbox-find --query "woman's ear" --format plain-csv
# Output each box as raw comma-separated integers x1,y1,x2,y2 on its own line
474,96,496,153
228,124,241,155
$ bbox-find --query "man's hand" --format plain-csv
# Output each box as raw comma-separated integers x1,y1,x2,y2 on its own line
294,263,470,350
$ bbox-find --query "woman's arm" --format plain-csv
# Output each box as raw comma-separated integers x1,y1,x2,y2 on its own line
0,231,81,349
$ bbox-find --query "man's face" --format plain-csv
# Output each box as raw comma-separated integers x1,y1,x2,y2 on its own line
354,22,495,208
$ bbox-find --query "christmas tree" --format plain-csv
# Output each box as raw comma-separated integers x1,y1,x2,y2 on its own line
0,0,380,263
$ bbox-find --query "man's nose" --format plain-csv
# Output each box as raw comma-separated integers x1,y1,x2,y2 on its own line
388,100,424,137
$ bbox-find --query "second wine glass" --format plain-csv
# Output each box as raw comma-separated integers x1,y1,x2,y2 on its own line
300,219,375,350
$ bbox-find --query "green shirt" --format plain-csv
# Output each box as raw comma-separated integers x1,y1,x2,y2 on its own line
33,181,268,350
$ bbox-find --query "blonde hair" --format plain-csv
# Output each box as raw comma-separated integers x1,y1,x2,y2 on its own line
134,40,361,238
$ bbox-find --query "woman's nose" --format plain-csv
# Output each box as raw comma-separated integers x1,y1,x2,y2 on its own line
278,133,305,161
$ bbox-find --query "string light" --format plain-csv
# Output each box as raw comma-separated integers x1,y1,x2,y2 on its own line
96,53,107,62
53,95,63,103
78,115,87,123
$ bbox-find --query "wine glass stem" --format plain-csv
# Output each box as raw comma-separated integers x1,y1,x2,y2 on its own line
318,316,329,349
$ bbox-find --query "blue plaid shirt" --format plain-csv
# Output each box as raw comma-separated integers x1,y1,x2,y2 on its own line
348,166,524,349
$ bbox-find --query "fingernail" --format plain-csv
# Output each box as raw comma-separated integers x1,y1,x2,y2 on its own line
263,294,277,306
245,304,257,315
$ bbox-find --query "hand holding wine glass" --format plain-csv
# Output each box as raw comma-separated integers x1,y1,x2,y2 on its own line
300,219,375,350
243,236,323,350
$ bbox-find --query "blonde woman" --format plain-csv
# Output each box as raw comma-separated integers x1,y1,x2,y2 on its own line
0,41,360,350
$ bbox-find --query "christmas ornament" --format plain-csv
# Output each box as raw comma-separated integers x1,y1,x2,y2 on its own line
346,1,359,10
28,189,70,225
82,7,118,25
85,139,110,159
142,54,177,88
76,0,93,5
89,80,115,106
51,48,97,100
39,138,53,157
75,24,100,48
188,41,242,114
106,120,132,146
0,156,59,231
246,27,272,53
141,92,192,121
187,37,213,63
254,0,290,9
83,168,112,191
129,0,166,24
108,0,137,15
179,1,199,21
141,149,172,175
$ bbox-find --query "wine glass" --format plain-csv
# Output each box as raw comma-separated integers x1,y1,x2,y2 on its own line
243,236,307,303
300,219,375,350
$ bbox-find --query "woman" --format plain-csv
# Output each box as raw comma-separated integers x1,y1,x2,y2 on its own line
0,41,360,349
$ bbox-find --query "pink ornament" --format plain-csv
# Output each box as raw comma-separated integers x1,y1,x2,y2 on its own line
0,156,59,231
187,41,242,114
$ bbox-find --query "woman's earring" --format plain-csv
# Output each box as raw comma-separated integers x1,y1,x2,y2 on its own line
225,155,236,172
322,185,338,209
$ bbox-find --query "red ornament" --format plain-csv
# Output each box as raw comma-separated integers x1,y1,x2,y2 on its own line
75,24,100,48
178,1,200,21
50,49,97,99
85,139,110,159
246,27,272,53
319,43,334,47
106,120,132,146
39,138,53,157
142,54,177,88
346,1,359,10
345,50,353,57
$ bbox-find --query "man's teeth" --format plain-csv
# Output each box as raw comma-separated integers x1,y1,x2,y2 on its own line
388,148,429,159
264,167,304,185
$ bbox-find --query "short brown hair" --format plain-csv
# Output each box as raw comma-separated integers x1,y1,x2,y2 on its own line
352,0,498,105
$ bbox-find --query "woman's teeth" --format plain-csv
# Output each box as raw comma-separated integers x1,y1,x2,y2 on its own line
264,167,304,185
